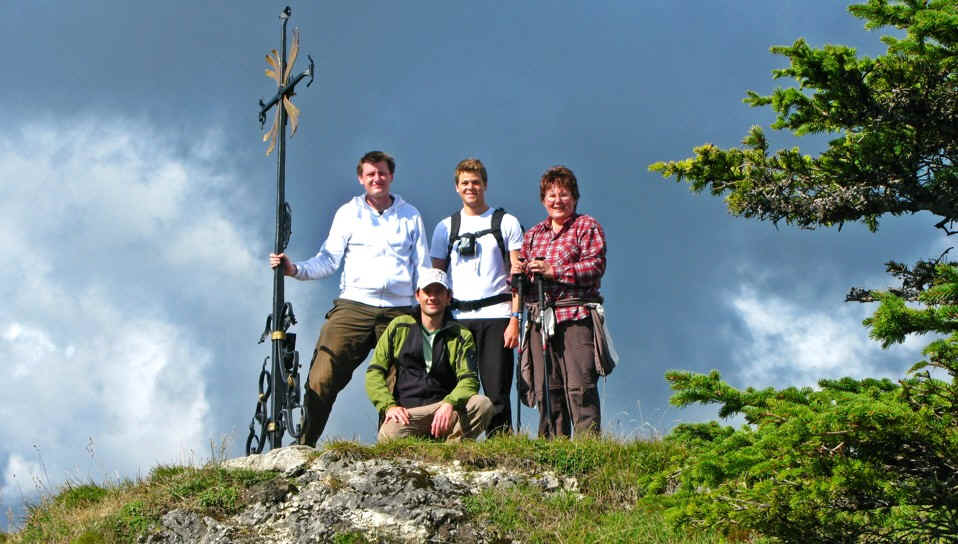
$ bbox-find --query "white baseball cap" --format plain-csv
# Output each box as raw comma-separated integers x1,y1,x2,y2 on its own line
417,268,450,290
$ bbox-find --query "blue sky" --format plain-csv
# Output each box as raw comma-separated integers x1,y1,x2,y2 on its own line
0,1,943,526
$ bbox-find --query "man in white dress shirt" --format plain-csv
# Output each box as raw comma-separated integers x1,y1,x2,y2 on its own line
270,150,429,446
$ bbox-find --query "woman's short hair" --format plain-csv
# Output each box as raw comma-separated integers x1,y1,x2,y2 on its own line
539,165,579,201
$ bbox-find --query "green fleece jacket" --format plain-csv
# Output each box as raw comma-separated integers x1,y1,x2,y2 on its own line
365,313,479,413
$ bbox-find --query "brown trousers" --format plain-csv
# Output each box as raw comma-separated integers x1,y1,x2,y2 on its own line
528,317,600,438
378,395,493,442
299,298,411,447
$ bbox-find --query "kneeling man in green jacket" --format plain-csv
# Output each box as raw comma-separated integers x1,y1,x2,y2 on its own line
365,268,493,442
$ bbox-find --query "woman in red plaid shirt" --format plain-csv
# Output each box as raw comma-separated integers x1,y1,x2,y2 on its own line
512,166,608,438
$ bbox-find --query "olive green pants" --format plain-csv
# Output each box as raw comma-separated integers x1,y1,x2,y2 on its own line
299,298,411,447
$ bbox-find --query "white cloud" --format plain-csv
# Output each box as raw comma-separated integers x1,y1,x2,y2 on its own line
726,284,925,388
1,455,46,507
0,116,268,515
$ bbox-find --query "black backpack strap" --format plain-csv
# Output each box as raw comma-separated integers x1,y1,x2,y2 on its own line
445,211,461,263
446,208,517,266
491,208,507,266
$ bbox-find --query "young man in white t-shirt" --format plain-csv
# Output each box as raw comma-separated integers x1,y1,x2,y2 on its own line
430,158,523,435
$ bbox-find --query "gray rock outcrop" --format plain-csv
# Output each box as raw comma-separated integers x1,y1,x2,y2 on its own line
142,446,579,543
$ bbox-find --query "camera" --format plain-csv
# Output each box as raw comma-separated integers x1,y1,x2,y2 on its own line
457,233,477,257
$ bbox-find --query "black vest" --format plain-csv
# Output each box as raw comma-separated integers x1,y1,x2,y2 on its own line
393,323,459,409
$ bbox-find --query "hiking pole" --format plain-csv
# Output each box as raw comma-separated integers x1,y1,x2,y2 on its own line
512,262,525,433
246,6,315,455
534,258,554,437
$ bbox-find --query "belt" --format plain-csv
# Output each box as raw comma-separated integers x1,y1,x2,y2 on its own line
452,293,512,312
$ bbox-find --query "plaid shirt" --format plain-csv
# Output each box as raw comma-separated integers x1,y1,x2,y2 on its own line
518,213,606,323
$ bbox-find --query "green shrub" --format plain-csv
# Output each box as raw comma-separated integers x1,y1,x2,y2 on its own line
71,528,107,544
109,500,154,539
198,486,239,512
148,465,187,483
55,484,108,510
649,265,958,543
331,531,375,544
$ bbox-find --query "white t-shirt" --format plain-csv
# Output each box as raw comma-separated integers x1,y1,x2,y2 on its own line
430,208,523,319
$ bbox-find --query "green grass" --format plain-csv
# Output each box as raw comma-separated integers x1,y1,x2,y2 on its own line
6,464,279,544
4,435,728,544
336,435,721,543
54,484,108,510
340,434,688,508
331,531,376,543
465,486,719,543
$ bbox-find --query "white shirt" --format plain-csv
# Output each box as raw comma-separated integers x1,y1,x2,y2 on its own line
430,207,523,319
294,194,429,307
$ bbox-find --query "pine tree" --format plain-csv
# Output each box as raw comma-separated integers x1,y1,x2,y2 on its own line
646,2,958,542
650,0,958,235
654,282,957,541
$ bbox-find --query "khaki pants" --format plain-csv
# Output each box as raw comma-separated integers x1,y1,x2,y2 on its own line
529,317,600,438
299,299,411,447
378,395,493,442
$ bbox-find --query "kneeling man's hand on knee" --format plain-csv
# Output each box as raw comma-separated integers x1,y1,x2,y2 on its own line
431,402,454,438
385,406,410,425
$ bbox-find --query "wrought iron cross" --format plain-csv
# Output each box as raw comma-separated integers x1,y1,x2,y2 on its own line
247,5,315,455
259,6,314,156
